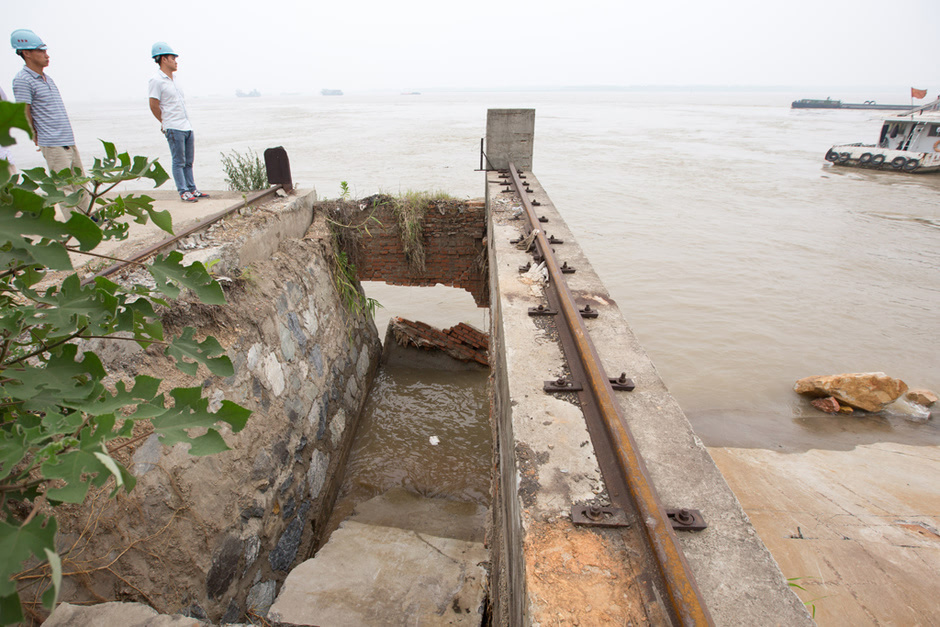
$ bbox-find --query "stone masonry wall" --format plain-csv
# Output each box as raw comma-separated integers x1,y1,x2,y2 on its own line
353,198,488,306
42,194,382,624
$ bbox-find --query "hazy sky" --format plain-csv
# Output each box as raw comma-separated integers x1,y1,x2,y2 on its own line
2,0,937,102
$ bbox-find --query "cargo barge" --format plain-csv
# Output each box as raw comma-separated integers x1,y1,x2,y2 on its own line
792,98,914,111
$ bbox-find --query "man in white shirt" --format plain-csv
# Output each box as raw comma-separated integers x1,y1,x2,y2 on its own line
147,42,208,203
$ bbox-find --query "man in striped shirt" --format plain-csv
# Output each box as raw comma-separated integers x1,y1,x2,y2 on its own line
10,28,89,218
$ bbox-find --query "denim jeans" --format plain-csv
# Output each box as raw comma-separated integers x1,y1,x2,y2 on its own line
164,128,196,193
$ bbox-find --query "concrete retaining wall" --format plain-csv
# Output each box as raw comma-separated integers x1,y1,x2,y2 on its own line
486,173,814,625
43,192,382,623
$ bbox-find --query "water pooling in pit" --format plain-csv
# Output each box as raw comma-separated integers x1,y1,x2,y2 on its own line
320,363,492,547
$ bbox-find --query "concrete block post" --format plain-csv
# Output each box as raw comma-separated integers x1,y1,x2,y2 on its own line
485,109,535,171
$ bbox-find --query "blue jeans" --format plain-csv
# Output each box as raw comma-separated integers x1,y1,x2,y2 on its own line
164,128,196,194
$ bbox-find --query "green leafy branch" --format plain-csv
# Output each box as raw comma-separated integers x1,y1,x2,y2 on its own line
0,100,250,623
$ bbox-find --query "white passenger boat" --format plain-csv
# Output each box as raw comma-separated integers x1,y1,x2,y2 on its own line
825,97,940,173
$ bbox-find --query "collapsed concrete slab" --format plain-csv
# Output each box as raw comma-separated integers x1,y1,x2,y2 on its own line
44,602,205,627
270,489,487,626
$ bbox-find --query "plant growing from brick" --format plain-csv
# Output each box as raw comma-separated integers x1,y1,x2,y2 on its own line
324,198,382,328
0,101,250,623
392,190,455,273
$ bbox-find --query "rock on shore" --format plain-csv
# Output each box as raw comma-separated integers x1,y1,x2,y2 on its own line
907,389,938,407
794,372,907,412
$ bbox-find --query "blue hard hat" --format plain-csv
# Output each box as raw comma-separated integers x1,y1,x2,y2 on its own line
151,41,177,58
11,29,47,51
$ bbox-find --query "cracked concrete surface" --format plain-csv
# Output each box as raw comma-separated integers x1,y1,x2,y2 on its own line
709,442,939,626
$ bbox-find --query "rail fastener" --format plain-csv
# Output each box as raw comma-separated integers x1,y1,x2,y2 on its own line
579,305,599,319
609,373,636,391
544,378,583,393
528,304,557,316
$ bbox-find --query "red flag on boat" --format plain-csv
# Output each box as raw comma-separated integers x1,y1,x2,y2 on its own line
911,87,927,99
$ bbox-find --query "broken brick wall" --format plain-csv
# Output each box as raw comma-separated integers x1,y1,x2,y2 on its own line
351,199,488,306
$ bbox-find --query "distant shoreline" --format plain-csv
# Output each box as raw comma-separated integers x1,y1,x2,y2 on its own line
65,84,918,105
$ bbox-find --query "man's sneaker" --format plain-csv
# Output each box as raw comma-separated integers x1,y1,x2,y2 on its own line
191,190,210,198
180,191,198,203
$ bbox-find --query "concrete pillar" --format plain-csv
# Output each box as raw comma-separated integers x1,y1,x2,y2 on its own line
485,109,535,171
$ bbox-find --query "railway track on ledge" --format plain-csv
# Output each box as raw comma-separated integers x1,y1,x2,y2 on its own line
80,184,284,286
82,146,294,285
503,162,713,626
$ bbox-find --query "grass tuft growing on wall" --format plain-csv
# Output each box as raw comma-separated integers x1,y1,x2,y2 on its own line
220,148,268,192
392,190,455,273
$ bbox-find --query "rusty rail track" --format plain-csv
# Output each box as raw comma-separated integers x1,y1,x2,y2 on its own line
82,185,284,285
505,162,713,626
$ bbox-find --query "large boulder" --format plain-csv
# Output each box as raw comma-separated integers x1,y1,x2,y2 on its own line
794,372,908,412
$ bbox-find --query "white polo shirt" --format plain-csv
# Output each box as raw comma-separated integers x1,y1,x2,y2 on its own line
148,71,192,132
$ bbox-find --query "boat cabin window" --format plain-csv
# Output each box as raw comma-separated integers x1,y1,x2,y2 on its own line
929,124,940,137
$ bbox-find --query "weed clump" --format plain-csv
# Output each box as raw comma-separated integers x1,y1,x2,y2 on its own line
220,148,268,192
393,190,454,272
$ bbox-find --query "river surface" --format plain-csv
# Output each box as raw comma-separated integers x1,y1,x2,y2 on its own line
11,89,938,449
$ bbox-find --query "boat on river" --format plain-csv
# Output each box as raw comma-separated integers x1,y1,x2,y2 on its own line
825,98,940,173
792,98,913,111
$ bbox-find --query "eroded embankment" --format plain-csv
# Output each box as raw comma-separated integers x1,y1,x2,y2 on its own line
26,193,382,624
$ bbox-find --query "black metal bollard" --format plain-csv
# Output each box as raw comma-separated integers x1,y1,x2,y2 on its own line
264,147,293,192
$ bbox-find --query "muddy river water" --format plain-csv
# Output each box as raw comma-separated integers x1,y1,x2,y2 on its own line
13,89,938,451
12,91,934,623
322,365,492,542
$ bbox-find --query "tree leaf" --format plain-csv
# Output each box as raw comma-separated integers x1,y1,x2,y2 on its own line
93,451,125,490
0,429,28,483
0,591,25,624
101,140,116,161
0,515,57,597
151,387,250,455
184,429,229,456
0,191,101,261
118,194,173,234
65,376,162,416
41,548,62,609
7,346,106,415
165,328,233,377
42,449,106,503
149,252,226,304
0,101,32,147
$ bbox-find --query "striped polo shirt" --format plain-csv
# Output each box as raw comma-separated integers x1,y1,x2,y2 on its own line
12,66,75,147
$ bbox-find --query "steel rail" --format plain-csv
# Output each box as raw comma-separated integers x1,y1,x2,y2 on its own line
506,163,713,626
82,185,283,285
